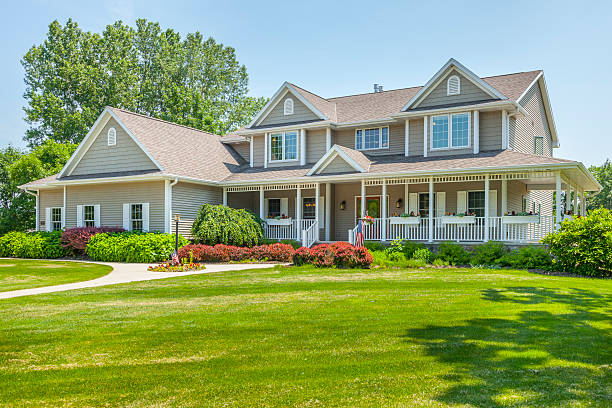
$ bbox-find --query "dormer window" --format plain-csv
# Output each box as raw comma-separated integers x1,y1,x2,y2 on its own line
447,75,460,95
284,98,294,115
107,127,117,146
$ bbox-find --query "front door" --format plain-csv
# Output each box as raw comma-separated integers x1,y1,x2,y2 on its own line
356,196,381,222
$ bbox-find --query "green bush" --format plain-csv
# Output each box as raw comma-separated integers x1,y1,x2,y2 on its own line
191,204,263,247
0,231,66,259
498,246,553,270
412,248,433,263
471,241,506,266
86,232,188,263
436,241,472,265
542,208,612,277
365,241,386,252
371,250,426,268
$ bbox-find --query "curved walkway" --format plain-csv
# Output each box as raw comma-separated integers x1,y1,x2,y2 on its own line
0,262,278,299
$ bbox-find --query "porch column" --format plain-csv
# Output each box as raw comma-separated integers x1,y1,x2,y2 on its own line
573,185,578,214
423,116,428,158
249,137,254,167
259,186,265,220
264,133,268,169
404,183,409,214
484,175,490,242
473,110,480,154
222,188,228,206
315,183,321,241
581,191,587,216
325,128,332,152
555,172,562,228
428,177,434,243
404,119,410,157
564,184,570,215
325,183,331,241
381,179,387,242
296,185,302,239
501,178,508,215
360,180,366,218
300,129,307,166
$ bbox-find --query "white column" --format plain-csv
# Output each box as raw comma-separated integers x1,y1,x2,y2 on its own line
484,175,490,242
555,172,562,228
249,137,254,167
325,128,332,152
573,185,578,214
423,116,428,158
428,177,434,242
404,183,409,214
264,133,268,169
404,119,410,157
35,192,39,231
315,183,320,241
501,178,508,215
296,185,302,241
164,180,171,233
581,190,587,216
381,180,387,242
62,185,66,229
473,110,480,154
300,128,307,166
564,184,570,214
360,179,366,218
325,183,331,241
501,110,508,150
222,188,228,206
259,186,265,220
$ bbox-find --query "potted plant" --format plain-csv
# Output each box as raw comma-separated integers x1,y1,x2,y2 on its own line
389,211,421,225
502,211,540,224
441,211,476,225
361,215,375,226
266,214,292,226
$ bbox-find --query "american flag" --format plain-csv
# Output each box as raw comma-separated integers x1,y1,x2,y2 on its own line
171,251,180,265
355,220,365,247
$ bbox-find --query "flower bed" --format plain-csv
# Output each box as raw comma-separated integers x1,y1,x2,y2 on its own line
147,262,205,272
292,242,373,268
178,243,295,263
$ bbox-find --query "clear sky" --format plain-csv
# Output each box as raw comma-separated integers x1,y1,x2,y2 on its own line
2,0,611,166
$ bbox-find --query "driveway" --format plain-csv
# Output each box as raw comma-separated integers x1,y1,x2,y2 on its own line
0,262,278,299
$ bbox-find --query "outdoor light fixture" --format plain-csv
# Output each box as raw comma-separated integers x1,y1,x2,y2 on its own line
340,200,346,210
396,198,403,208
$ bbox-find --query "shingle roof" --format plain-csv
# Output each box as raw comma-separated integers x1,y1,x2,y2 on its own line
335,145,371,171
289,83,337,122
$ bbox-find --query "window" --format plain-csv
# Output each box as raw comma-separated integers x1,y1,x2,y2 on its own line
302,197,316,219
83,205,95,227
51,208,62,231
447,75,460,95
131,204,143,232
355,126,389,150
283,98,294,115
267,198,281,217
468,191,486,217
418,193,436,217
107,127,117,146
431,113,470,149
534,136,544,155
269,131,298,161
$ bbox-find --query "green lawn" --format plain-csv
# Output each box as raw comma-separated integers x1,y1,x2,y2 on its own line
0,259,112,292
0,266,610,407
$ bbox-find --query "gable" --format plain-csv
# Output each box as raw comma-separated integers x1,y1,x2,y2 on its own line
319,155,359,174
415,70,495,109
70,117,159,176
259,91,320,127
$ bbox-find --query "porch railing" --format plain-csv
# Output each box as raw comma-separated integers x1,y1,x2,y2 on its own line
263,219,318,246
301,221,318,248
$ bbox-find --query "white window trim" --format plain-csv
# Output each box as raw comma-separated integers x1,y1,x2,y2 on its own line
447,75,461,96
50,207,63,231
354,126,390,151
83,204,95,227
302,196,317,219
283,98,294,115
430,112,471,151
107,127,117,146
534,135,544,155
268,131,299,163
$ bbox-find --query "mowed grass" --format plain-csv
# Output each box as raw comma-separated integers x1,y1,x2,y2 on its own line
0,259,112,292
0,266,610,407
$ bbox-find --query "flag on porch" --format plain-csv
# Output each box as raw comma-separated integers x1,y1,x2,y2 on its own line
355,220,364,248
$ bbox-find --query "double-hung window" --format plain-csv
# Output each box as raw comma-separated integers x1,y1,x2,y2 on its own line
468,191,486,217
83,205,95,227
431,113,470,149
269,131,298,161
51,208,63,231
302,197,316,219
534,136,544,155
267,198,281,218
131,204,143,232
355,127,389,150
418,193,436,217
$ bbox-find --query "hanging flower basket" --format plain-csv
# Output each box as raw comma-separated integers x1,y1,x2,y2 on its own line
362,215,375,226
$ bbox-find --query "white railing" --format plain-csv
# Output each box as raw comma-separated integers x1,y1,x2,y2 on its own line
302,220,318,248
263,219,317,245
352,215,557,243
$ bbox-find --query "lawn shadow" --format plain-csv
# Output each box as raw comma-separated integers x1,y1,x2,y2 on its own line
403,287,612,407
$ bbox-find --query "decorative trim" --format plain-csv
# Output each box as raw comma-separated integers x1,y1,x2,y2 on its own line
307,145,367,176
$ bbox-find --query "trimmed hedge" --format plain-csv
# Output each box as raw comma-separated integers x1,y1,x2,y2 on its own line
292,242,373,268
178,243,295,263
61,227,125,256
191,204,264,247
0,231,66,259
86,232,188,263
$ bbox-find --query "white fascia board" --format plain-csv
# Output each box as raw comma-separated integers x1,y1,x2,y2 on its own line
307,145,366,176
402,58,507,111
237,120,332,135
392,100,520,119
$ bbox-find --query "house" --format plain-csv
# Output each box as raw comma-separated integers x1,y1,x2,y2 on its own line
21,59,600,246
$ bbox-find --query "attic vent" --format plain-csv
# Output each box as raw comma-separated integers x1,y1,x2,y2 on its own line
284,98,294,115
107,127,117,146
447,75,460,95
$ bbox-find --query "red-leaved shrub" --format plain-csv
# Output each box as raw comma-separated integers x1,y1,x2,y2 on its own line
178,243,294,263
292,242,372,268
61,226,124,255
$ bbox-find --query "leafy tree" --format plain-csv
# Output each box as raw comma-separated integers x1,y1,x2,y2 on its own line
587,160,612,211
22,19,267,146
0,146,28,234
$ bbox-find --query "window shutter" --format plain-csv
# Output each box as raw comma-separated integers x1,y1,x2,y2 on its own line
318,196,325,228
61,207,65,229
436,192,446,217
142,203,150,232
409,193,418,214
76,205,83,227
264,199,269,218
488,190,498,217
94,204,101,227
123,204,130,231
45,208,51,232
457,191,467,214
280,198,289,217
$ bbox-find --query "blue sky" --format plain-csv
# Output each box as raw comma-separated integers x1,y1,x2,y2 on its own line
2,0,611,166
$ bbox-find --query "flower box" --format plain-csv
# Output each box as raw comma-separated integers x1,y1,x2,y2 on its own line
389,216,421,225
441,215,476,225
502,215,540,224
266,218,292,226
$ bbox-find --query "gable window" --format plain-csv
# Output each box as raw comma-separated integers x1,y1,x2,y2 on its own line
107,127,117,146
269,131,298,161
468,191,486,217
355,127,389,151
51,208,63,231
534,136,544,155
431,113,470,149
302,197,316,219
83,205,95,227
283,98,294,115
131,204,143,232
447,75,460,95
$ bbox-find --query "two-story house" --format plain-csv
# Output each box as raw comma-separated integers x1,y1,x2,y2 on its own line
21,59,600,246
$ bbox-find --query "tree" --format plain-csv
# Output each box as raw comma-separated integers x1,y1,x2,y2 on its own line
22,19,266,146
587,160,612,211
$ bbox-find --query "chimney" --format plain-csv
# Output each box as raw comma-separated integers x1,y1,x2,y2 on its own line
373,84,383,93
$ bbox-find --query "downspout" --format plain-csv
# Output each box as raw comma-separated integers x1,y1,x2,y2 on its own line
24,189,39,231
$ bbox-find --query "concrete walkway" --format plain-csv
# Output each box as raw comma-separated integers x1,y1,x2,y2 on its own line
0,261,278,299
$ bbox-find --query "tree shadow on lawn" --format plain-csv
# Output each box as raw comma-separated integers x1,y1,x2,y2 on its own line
403,287,612,407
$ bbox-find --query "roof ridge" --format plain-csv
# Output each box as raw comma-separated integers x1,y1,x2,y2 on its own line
481,70,542,80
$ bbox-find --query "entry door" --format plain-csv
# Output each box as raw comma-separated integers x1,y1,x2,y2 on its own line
356,196,381,222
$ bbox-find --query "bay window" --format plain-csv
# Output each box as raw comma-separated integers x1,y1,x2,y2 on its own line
431,113,470,149
355,126,389,150
269,131,298,161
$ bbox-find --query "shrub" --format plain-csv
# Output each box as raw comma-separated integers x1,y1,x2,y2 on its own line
178,243,295,263
262,239,301,249
86,232,188,263
291,242,373,268
542,208,612,277
471,241,507,266
61,226,124,256
436,241,472,265
191,204,263,247
498,246,553,270
412,248,433,263
364,241,386,252
0,231,66,259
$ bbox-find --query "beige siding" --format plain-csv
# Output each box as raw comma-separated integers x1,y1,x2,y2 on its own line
71,118,158,176
65,181,165,231
172,182,222,238
512,82,553,156
320,156,356,174
259,94,319,127
334,123,404,156
39,188,64,231
479,111,502,151
252,134,265,167
408,118,424,157
306,129,327,163
232,142,250,162
417,70,493,109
